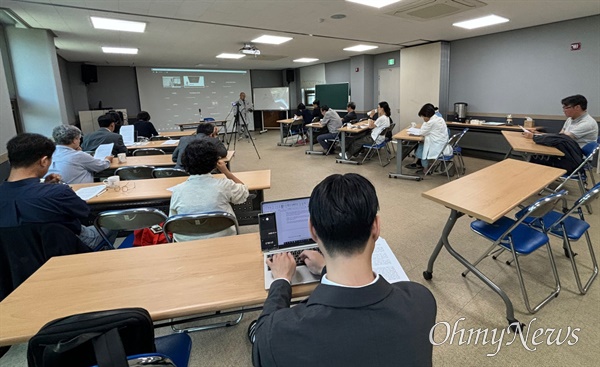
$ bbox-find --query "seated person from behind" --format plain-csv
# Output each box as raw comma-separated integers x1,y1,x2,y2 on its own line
311,99,323,122
293,103,314,143
406,103,449,171
172,122,227,170
315,105,343,153
341,101,358,124
522,94,598,148
343,101,392,160
133,111,159,138
47,125,113,184
0,133,116,250
81,113,127,155
169,139,249,242
250,173,437,367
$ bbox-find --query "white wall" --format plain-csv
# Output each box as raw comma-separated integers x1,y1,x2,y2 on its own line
6,27,67,136
0,46,17,163
400,43,444,129
449,15,600,117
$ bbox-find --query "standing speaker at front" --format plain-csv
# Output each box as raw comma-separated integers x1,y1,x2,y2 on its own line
81,64,98,84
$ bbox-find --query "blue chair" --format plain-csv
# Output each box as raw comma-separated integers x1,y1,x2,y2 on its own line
425,131,464,180
551,141,599,214
466,190,567,313
452,128,469,175
360,123,396,166
516,182,599,294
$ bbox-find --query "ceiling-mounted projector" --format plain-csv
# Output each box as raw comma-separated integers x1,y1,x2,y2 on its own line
240,43,261,56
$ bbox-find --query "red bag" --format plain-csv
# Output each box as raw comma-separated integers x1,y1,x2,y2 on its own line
133,223,168,246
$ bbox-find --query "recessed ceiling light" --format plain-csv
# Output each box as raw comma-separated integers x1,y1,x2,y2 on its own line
293,58,319,63
102,47,138,54
345,0,402,9
216,53,246,59
343,45,379,52
252,35,293,45
91,17,146,33
453,15,509,30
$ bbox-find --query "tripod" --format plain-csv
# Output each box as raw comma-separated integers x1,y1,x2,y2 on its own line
227,103,261,159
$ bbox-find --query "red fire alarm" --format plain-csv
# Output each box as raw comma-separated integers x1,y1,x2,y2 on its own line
570,42,581,51
355,67,359,72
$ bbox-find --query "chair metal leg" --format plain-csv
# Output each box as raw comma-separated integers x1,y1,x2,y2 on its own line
461,242,499,277
510,240,561,314
561,230,598,294
170,312,244,333
576,176,593,214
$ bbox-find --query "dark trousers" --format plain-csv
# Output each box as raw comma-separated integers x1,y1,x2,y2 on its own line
317,132,338,152
347,135,375,157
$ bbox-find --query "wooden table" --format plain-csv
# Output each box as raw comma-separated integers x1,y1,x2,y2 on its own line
159,130,195,138
108,151,235,170
73,170,270,205
276,118,304,147
126,140,179,153
389,127,424,181
501,131,564,160
335,123,371,165
421,159,565,325
175,120,227,131
0,233,316,347
304,122,324,155
447,122,540,132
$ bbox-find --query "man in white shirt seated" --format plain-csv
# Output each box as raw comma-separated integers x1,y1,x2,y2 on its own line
47,125,113,184
249,173,437,367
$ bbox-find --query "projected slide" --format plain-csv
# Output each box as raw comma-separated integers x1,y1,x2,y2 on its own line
137,68,253,131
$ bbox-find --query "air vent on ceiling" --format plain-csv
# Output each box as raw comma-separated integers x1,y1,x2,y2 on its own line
386,0,487,21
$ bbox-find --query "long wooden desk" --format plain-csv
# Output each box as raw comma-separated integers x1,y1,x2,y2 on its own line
0,233,316,347
446,122,540,132
175,120,227,131
501,131,564,160
159,130,195,138
335,123,371,165
305,122,324,155
108,151,235,170
126,140,179,152
389,127,424,181
421,159,565,325
73,170,270,205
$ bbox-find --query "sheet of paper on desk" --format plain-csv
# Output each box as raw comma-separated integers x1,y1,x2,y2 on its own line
372,237,409,282
119,125,135,145
75,185,106,200
407,127,422,136
93,143,113,159
161,140,179,145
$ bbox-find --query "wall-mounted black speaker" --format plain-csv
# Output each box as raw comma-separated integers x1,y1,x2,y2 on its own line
81,64,98,84
286,69,294,84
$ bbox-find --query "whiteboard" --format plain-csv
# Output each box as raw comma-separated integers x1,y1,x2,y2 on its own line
253,87,289,110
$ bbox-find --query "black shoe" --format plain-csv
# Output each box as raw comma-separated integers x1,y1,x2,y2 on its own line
405,163,423,169
248,320,258,343
564,247,578,259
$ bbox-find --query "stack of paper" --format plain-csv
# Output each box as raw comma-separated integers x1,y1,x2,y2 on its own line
372,237,409,282
93,143,114,159
407,127,422,136
75,185,106,201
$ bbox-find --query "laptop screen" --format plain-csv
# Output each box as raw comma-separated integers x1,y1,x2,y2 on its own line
261,197,313,250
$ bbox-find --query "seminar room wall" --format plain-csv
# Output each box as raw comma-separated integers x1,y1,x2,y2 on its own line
449,15,600,118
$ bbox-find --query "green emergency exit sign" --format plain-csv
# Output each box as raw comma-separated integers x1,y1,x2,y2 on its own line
388,58,395,66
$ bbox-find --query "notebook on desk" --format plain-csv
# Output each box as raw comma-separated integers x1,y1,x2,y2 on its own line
259,197,321,290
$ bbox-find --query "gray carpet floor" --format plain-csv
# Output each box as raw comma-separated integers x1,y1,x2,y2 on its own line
2,130,598,366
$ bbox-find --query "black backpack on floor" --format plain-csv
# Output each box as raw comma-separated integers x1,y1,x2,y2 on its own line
27,308,156,367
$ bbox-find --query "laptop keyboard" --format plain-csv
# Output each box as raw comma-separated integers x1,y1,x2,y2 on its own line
267,247,321,270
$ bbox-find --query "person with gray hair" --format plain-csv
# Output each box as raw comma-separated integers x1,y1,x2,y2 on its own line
46,124,113,184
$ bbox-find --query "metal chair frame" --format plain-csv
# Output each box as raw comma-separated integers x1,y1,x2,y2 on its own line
425,132,464,180
283,119,305,145
360,123,396,167
152,168,189,178
163,211,241,333
115,165,156,180
465,190,567,314
132,148,166,156
93,208,168,249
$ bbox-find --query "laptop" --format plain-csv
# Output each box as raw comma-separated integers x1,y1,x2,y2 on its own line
260,197,321,289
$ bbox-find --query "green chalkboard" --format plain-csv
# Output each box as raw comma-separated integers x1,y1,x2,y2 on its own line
315,83,349,110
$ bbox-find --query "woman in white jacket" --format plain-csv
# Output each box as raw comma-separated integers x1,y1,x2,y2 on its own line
406,104,449,171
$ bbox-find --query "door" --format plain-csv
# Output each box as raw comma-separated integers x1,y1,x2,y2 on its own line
378,68,400,133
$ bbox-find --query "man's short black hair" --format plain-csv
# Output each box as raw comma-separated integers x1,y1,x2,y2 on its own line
561,94,587,110
309,173,379,256
196,122,216,136
312,100,320,107
137,111,151,121
347,102,356,110
97,113,116,128
181,139,220,175
321,105,329,112
297,103,306,110
7,133,55,168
